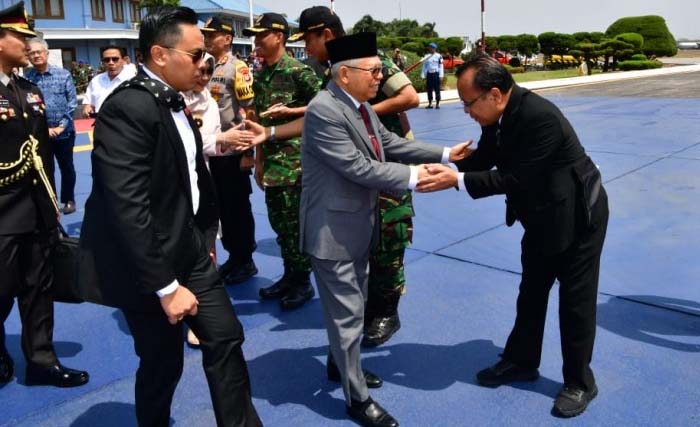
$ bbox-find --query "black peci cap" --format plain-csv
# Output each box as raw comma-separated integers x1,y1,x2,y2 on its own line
288,6,340,42
325,32,377,65
242,13,289,37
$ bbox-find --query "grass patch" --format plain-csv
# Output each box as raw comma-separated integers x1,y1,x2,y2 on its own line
441,68,602,89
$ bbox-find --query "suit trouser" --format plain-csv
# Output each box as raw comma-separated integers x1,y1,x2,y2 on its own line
503,191,609,391
122,230,261,427
208,155,256,265
311,253,370,404
0,230,58,367
51,132,76,203
426,73,441,104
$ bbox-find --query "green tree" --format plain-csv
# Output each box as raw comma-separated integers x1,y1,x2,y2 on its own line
497,35,517,53
484,36,499,54
606,15,677,57
600,38,635,71
139,0,179,10
350,14,385,34
515,34,539,67
538,32,576,68
615,32,644,53
444,37,464,56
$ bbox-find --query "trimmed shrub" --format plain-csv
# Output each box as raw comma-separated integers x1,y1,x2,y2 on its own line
401,42,423,54
631,53,647,60
403,50,426,92
615,32,644,51
618,59,663,70
606,16,677,57
504,65,525,74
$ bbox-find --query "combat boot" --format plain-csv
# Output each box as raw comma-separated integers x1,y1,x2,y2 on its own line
280,271,315,310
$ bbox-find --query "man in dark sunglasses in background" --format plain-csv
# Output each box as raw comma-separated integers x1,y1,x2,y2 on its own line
82,45,136,117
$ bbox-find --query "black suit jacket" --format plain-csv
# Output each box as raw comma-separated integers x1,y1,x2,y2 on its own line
78,75,218,312
0,76,56,234
456,85,605,256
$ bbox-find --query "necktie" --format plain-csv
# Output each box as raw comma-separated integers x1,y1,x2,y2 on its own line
358,104,382,161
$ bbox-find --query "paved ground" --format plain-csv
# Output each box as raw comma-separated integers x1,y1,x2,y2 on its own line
2,72,700,427
538,70,700,98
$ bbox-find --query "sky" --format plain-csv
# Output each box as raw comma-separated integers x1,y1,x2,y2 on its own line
256,0,698,40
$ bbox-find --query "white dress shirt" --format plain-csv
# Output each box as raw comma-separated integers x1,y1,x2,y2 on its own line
84,66,136,112
339,87,451,188
141,66,200,297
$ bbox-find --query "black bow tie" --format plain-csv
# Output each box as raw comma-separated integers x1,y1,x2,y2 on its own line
122,75,186,112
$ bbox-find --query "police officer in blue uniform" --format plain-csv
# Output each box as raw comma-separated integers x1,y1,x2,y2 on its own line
0,1,88,387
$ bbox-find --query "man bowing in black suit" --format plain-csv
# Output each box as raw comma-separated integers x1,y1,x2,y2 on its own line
77,7,261,427
418,53,609,418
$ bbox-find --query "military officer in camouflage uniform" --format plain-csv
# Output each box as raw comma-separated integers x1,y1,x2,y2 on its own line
289,6,420,346
202,17,258,284
243,14,321,310
0,1,88,387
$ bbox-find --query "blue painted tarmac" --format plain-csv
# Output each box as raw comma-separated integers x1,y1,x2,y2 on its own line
2,84,700,426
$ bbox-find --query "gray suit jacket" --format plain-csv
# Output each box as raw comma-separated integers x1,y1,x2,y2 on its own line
300,81,444,261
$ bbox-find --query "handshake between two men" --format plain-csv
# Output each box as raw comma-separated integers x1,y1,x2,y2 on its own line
217,117,475,193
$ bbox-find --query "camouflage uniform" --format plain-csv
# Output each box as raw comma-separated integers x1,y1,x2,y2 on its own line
253,53,321,276
366,51,416,319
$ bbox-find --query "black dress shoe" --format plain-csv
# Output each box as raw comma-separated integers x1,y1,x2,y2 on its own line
347,397,399,427
224,260,258,284
435,105,440,109
62,201,76,215
425,104,433,109
362,314,401,348
476,359,539,387
280,283,314,310
26,363,89,388
259,274,292,300
0,351,14,383
552,384,598,418
218,258,236,279
327,356,383,389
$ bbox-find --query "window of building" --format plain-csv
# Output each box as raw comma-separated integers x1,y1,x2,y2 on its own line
31,0,64,19
91,0,105,21
129,1,141,23
111,0,124,23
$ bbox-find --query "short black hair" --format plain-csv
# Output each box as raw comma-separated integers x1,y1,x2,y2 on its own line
455,52,514,94
101,45,126,58
139,6,198,62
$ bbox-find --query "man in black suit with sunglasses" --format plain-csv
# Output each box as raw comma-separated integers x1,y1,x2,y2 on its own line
78,7,261,427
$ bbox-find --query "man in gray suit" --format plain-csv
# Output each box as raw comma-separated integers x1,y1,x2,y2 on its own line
300,32,471,427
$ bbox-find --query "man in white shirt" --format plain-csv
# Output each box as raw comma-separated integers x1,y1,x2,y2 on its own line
82,45,136,116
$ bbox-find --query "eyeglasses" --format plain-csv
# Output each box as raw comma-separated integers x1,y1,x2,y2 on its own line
462,91,490,110
344,65,383,78
102,56,121,63
27,50,47,56
167,47,206,63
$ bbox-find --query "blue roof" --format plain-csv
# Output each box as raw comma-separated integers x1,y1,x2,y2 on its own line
182,0,271,15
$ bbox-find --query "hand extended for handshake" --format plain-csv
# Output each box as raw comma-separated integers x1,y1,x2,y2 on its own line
416,140,474,193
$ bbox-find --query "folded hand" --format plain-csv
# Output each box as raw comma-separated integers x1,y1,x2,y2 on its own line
416,164,459,193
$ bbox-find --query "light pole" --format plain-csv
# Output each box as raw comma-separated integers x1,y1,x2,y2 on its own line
481,0,486,52
330,0,335,12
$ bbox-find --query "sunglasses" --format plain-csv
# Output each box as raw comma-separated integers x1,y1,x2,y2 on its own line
102,56,121,63
167,47,207,63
